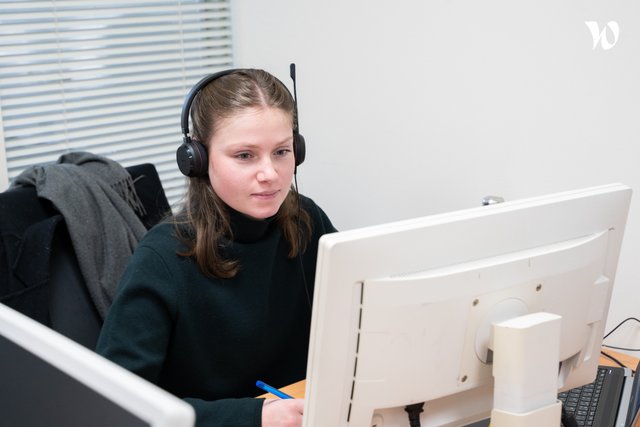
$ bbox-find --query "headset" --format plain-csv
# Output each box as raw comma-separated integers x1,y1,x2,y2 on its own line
176,64,306,177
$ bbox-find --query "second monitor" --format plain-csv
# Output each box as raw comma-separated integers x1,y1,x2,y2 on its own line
0,303,195,427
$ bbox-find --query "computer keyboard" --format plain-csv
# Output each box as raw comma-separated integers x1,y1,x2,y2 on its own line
558,366,626,427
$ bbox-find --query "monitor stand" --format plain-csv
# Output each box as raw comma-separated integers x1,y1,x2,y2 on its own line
490,312,563,426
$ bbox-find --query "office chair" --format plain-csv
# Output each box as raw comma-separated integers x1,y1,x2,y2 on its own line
0,163,171,349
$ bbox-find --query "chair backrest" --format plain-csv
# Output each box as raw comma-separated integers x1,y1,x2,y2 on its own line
0,163,171,349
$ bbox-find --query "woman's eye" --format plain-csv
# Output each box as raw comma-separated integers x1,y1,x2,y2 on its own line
236,152,252,160
275,148,292,157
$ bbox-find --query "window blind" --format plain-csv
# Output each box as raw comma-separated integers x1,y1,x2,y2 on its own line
0,0,233,206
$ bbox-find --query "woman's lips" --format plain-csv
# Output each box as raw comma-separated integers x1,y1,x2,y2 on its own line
252,190,279,200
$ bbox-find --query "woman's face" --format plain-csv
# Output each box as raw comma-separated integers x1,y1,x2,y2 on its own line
207,106,295,220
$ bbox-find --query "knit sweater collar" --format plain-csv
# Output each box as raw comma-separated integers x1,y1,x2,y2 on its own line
228,208,276,243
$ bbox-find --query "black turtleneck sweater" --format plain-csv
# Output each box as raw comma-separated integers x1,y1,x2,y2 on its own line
96,195,336,427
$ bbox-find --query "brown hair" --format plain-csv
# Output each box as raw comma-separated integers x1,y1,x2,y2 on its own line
174,69,312,278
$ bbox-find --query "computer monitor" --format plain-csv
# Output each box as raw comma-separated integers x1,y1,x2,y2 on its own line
303,183,632,426
0,303,195,427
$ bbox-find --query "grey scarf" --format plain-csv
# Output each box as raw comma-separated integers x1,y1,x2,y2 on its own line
12,152,148,318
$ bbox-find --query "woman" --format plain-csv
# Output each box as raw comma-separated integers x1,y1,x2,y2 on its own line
96,68,336,427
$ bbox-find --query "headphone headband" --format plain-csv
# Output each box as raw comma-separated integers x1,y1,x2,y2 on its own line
180,69,236,142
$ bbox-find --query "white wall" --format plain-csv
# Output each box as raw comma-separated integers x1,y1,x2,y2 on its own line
232,1,640,351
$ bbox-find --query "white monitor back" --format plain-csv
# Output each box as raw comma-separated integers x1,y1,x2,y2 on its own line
0,303,195,427
304,183,631,427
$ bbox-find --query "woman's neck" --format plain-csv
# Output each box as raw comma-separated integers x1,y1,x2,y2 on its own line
227,207,276,243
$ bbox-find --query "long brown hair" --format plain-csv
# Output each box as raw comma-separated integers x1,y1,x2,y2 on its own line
174,69,312,278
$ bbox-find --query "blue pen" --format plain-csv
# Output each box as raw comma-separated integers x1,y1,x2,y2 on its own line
256,380,293,399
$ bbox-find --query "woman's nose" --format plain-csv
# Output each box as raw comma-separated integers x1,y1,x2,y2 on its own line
256,158,277,182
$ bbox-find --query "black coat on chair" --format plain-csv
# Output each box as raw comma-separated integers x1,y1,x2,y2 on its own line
0,163,171,349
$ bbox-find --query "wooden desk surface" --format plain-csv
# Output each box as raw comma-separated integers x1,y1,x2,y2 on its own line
259,380,305,400
261,350,640,425
600,348,639,371
261,349,638,401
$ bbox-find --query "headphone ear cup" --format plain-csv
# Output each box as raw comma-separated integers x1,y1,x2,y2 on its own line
176,139,208,177
293,132,306,167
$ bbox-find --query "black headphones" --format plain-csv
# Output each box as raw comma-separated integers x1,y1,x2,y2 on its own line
176,65,306,177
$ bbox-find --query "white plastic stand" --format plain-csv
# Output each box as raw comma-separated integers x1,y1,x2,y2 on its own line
489,312,563,427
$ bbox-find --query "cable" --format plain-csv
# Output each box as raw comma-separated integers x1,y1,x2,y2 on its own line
289,63,312,311
602,344,640,352
603,317,640,340
293,173,312,310
404,402,424,427
600,350,627,369
600,317,640,356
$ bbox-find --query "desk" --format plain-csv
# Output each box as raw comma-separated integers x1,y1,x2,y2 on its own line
262,349,638,400
600,348,639,371
260,379,305,400
262,349,640,425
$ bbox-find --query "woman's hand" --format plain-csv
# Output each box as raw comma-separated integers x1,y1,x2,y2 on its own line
261,398,304,427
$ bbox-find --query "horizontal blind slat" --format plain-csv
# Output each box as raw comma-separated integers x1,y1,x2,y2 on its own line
1,3,229,17
0,27,232,49
6,120,178,150
0,52,230,76
0,62,231,97
0,40,232,64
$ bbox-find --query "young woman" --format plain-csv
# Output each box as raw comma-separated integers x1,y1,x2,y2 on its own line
96,68,336,427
